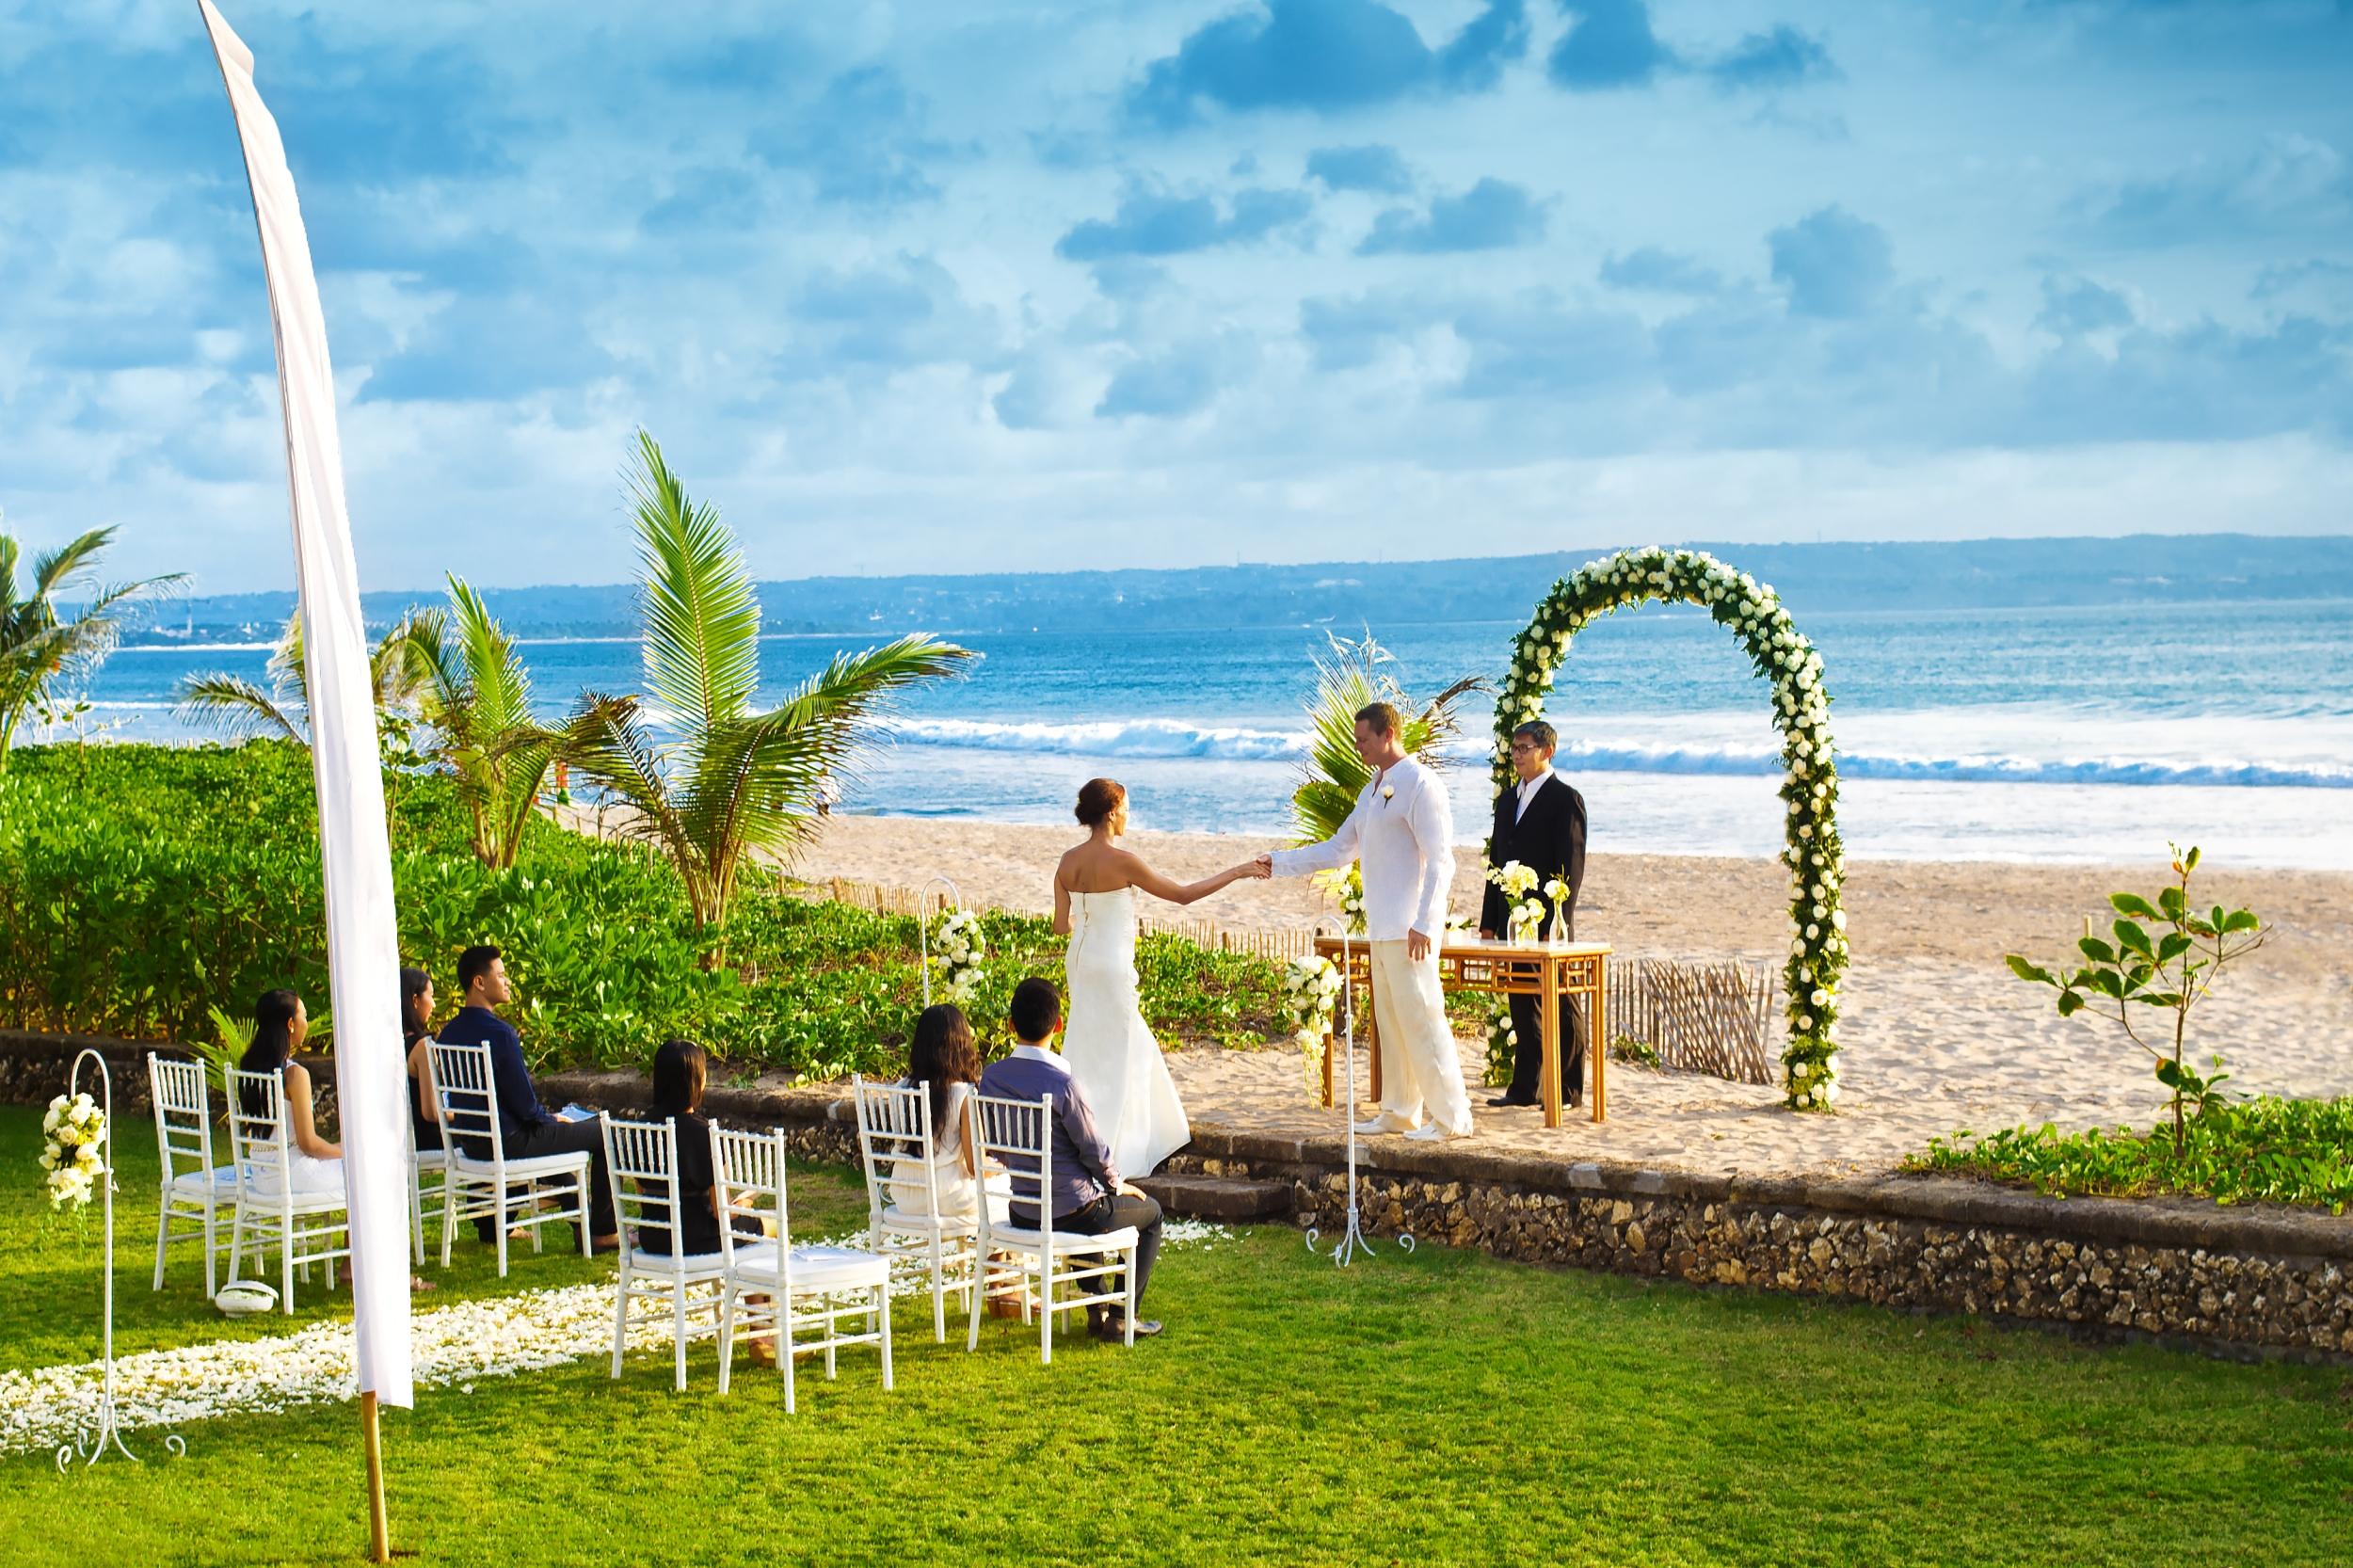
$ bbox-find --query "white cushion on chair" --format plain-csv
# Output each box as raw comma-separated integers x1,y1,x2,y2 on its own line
879,1206,980,1236
413,1147,448,1171
728,1244,888,1291
168,1164,240,1198
627,1246,743,1279
449,1150,589,1179
991,1224,1142,1252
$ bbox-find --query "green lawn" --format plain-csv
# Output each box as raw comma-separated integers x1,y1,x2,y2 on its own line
6,1104,2350,1567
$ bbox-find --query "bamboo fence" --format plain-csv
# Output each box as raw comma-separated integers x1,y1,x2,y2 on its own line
1604,957,1780,1085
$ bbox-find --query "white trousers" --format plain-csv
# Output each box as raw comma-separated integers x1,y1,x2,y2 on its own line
1369,940,1471,1135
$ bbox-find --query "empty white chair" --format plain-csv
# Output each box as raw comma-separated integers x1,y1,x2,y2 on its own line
426,1040,590,1277
711,1124,892,1412
602,1115,739,1391
148,1053,237,1295
968,1092,1139,1364
224,1067,350,1314
852,1076,984,1344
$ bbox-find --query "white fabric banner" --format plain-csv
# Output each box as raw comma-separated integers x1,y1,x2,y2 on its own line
199,0,413,1408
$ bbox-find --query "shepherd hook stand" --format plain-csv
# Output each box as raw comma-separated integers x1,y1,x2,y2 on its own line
916,874,966,1006
1305,923,1416,1268
57,1049,186,1471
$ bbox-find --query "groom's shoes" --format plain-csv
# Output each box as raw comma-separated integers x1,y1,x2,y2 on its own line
1353,1112,1418,1135
1403,1123,1465,1144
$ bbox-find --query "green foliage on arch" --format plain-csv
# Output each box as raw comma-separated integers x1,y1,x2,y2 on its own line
1496,547,1848,1110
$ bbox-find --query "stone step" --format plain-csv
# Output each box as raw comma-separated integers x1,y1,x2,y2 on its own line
1134,1173,1294,1223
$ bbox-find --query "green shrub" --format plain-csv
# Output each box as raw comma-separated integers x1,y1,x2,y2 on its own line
0,742,1289,1077
1905,1097,2353,1214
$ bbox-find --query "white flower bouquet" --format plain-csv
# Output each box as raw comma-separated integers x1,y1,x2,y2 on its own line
932,907,986,1004
1281,954,1343,1098
1311,864,1368,935
1483,999,1517,1087
40,1092,106,1210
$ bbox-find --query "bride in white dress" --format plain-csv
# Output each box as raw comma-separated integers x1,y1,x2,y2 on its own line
1053,777,1268,1177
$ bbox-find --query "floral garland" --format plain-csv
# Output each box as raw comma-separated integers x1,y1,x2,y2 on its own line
1483,999,1516,1087
1496,546,1848,1110
1280,954,1343,1098
931,908,986,1004
40,1093,106,1209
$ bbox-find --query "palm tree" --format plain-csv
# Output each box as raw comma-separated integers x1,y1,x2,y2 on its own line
567,432,973,939
402,577,557,870
0,524,184,768
1290,630,1482,843
173,607,433,745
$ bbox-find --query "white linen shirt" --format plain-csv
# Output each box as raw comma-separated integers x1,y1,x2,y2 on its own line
1271,756,1454,942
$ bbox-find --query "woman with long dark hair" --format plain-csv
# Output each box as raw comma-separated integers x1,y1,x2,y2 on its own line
890,1003,986,1219
400,967,440,1149
238,988,343,1195
644,1038,728,1257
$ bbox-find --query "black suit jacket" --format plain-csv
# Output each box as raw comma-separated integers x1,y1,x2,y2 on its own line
1481,774,1588,939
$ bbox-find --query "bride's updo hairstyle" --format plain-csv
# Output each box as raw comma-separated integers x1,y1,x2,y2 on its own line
1076,777,1127,828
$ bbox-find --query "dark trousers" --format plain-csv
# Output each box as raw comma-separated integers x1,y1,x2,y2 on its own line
1060,1192,1164,1312
475,1115,616,1240
1507,994,1585,1104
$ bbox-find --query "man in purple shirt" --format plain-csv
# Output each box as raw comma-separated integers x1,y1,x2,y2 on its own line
978,978,1165,1339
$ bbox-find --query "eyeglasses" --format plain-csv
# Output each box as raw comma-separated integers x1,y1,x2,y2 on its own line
1509,741,1545,755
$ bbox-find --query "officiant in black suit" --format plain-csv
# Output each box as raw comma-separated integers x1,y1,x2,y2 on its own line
1480,720,1590,1108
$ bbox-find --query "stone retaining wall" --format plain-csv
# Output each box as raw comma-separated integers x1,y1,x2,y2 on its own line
8,1034,2347,1359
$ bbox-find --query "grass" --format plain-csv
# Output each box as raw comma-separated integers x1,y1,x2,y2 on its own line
1908,1096,2353,1213
8,1104,2353,1566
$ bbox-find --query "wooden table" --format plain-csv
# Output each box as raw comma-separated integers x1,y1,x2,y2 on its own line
1312,936,1612,1128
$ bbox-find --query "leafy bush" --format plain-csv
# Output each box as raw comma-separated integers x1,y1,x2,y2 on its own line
0,742,1289,1077
1906,1098,2353,1214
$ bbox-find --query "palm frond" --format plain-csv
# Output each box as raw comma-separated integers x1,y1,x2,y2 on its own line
173,673,305,744
627,432,760,740
30,528,117,599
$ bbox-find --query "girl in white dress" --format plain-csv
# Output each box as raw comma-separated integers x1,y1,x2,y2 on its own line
888,1004,988,1221
237,988,344,1198
1051,778,1268,1176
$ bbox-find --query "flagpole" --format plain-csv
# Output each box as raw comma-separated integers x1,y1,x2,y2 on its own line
362,1393,388,1563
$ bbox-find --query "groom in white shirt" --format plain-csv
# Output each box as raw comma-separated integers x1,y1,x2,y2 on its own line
1256,701,1472,1141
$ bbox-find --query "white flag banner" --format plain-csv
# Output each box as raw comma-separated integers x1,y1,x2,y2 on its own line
199,0,413,1408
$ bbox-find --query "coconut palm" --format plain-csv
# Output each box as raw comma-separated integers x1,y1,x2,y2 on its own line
173,607,434,745
0,524,184,768
566,432,973,938
1290,630,1483,843
401,577,557,870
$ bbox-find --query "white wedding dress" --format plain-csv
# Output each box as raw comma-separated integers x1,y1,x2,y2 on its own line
1061,887,1191,1177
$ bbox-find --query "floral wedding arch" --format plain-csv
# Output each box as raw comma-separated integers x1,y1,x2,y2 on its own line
1495,547,1848,1111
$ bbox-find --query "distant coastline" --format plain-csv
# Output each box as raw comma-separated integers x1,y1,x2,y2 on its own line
117,533,2353,645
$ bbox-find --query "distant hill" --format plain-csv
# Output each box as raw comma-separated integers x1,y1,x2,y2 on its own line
125,534,2353,643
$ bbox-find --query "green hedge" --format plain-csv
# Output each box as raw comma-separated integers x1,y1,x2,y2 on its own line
1906,1097,2353,1214
0,743,1286,1076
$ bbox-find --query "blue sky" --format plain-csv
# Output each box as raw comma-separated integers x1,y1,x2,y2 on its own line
2,0,2350,589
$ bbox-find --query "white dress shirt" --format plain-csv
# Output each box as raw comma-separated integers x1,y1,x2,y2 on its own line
1272,756,1454,942
1514,773,1546,823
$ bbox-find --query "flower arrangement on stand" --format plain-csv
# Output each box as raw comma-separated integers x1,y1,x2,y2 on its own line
40,1093,106,1211
1543,877,1572,945
1486,860,1544,944
1281,954,1343,1098
1496,546,1847,1111
931,908,986,1004
1311,864,1367,935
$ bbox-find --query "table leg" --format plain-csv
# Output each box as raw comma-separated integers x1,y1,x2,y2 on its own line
1591,967,1608,1123
1539,964,1562,1129
1367,1000,1383,1108
1321,1030,1335,1109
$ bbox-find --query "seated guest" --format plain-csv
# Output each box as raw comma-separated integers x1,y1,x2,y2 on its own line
401,966,440,1151
239,987,342,1196
977,977,1166,1341
640,1037,738,1258
889,1003,987,1221
433,943,619,1254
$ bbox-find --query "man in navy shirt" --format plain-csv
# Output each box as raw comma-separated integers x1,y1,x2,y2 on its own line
435,944,618,1252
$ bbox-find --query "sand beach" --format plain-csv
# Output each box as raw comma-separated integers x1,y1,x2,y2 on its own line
776,814,2353,1179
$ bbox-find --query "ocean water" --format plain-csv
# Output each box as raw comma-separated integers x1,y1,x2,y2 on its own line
67,599,2353,867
